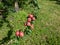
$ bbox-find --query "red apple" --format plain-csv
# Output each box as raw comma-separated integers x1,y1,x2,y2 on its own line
15,31,20,36
26,22,31,26
19,31,24,37
27,18,31,22
28,14,33,18
31,17,35,21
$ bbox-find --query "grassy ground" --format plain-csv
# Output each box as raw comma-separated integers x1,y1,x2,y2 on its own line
0,0,60,45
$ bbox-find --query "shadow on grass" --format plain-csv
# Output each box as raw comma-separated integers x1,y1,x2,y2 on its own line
0,20,3,28
0,9,13,44
0,7,8,28
0,30,13,44
0,20,13,44
56,1,60,5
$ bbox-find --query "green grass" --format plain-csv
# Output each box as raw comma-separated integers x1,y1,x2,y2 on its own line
0,0,60,45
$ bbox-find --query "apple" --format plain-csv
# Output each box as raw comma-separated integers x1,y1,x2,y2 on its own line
15,31,20,36
19,31,24,37
27,18,31,22
28,14,33,18
31,17,35,21
26,22,31,26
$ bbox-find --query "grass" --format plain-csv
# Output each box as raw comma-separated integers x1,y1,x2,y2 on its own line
0,0,60,45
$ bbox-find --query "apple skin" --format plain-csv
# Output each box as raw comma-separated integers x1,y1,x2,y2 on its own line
26,22,31,26
19,31,24,37
31,17,36,21
15,31,20,36
27,18,31,22
28,14,33,18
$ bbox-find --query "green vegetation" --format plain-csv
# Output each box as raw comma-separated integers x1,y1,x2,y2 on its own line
0,0,60,45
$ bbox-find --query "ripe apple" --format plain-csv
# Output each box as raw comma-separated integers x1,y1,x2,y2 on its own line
28,14,33,18
19,31,24,37
26,22,31,26
27,18,31,22
31,17,35,21
15,31,20,36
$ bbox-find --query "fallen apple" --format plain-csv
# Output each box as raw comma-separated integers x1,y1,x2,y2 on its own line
26,22,31,26
31,17,36,21
27,18,31,22
15,31,20,36
19,31,24,37
28,14,33,18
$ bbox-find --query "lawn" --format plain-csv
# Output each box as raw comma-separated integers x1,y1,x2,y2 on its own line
0,0,60,45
